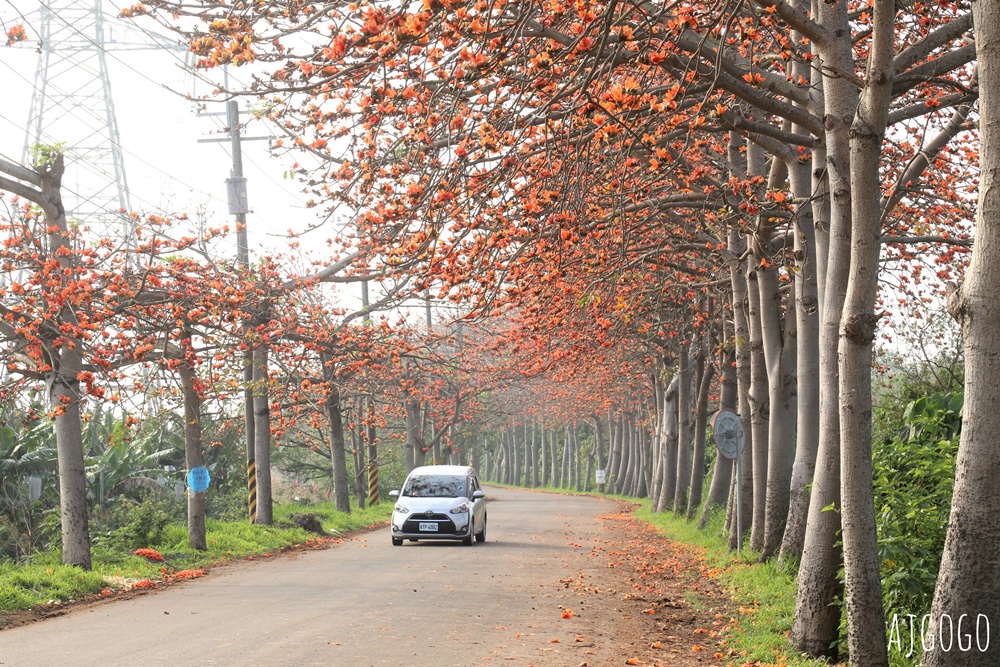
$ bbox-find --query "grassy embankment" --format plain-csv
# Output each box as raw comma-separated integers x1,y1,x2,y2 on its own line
634,503,836,667
0,502,391,613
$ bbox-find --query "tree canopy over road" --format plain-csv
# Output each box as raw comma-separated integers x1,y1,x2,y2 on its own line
2,0,996,664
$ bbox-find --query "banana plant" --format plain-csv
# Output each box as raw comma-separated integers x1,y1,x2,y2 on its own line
84,407,182,511
0,419,58,558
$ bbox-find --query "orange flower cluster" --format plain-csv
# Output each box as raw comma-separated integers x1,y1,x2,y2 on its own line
5,24,27,45
133,548,165,562
170,569,206,580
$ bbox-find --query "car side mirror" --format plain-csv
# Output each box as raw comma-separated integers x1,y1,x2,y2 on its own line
389,490,399,498
472,490,485,500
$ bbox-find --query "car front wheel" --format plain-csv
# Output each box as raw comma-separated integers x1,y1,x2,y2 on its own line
392,536,403,546
475,514,487,543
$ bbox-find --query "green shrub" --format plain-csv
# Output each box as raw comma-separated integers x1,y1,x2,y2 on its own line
874,391,961,664
97,496,171,550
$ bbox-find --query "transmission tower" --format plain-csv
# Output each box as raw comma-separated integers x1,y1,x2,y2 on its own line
23,0,131,231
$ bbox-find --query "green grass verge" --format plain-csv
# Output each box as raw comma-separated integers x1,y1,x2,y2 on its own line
634,503,837,667
0,501,391,614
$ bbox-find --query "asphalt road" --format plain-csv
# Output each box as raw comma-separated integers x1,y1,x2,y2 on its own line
0,487,627,667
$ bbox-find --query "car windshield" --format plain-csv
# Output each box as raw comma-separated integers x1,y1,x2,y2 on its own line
403,474,467,498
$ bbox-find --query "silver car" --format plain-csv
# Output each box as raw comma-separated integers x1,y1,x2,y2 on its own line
389,465,487,546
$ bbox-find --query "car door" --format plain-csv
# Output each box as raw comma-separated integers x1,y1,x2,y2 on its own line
469,472,486,527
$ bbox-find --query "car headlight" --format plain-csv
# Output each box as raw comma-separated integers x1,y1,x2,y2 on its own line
450,502,470,514
394,503,409,514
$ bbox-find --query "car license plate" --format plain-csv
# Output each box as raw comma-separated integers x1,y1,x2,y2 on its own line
418,522,437,532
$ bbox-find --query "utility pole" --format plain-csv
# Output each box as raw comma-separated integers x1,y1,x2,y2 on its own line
200,95,270,521
362,280,380,505
227,101,256,523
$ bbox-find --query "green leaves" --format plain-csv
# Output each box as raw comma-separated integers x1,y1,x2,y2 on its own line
903,392,963,440
874,391,962,634
28,142,66,169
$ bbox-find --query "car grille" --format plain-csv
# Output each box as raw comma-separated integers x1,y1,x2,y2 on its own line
403,513,459,534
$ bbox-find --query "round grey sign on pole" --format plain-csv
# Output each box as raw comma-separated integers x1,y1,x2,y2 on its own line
712,409,745,460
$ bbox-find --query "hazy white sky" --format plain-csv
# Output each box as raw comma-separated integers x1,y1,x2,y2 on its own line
0,0,322,256
0,1,451,324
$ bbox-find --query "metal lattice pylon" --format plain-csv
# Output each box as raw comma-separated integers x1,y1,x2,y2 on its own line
24,0,131,230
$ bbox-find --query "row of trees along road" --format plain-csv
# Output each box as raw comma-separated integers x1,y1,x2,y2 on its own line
2,0,998,664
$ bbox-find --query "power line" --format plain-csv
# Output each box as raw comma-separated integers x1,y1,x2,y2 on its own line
3,0,310,233
0,57,229,211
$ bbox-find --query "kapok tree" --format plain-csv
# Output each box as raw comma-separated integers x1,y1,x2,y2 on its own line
0,154,97,568
130,2,978,662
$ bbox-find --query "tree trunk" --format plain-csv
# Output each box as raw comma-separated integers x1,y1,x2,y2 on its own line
510,429,518,485
790,0,855,650
50,353,91,568
650,376,665,499
499,438,507,482
780,148,823,561
351,419,366,509
778,24,826,559
656,379,679,512
633,423,644,497
747,270,770,552
687,340,712,520
482,434,496,482
429,419,441,465
700,324,734,528
610,416,625,494
178,355,207,551
540,425,549,486
499,430,508,484
622,417,637,495
518,424,526,486
252,345,273,525
403,392,422,472
725,142,754,549
35,157,90,569
593,415,605,493
513,427,520,484
322,356,351,514
418,408,430,468
529,422,538,487
675,343,695,515
532,422,540,487
574,426,583,491
924,7,1000,662
560,427,570,489
640,420,652,498
724,469,736,536
759,268,798,560
837,3,894,663
607,417,620,492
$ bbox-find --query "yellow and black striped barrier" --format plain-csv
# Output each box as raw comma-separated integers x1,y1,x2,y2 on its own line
248,459,258,522
367,461,379,505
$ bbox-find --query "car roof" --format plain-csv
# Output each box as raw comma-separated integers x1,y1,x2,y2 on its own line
407,465,475,476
